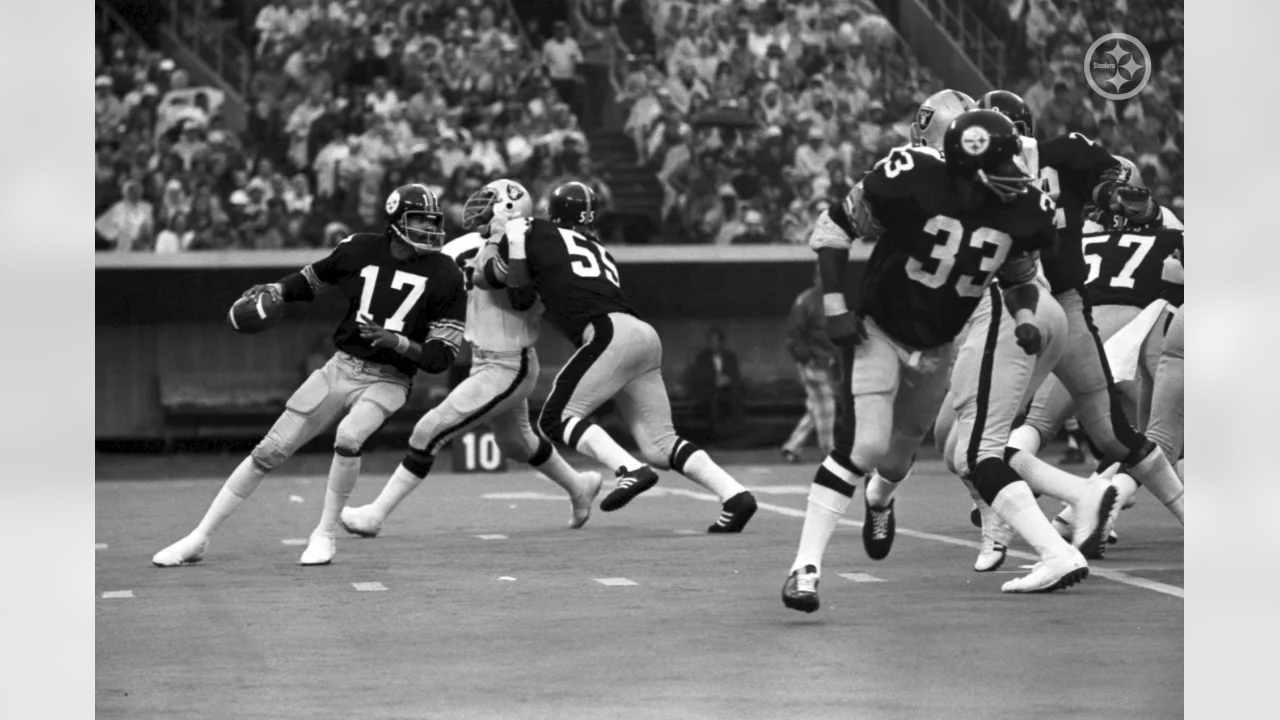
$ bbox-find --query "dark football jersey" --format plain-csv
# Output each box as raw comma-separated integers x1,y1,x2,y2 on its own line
305,233,467,377
1083,227,1184,308
1033,133,1122,294
847,146,1058,349
497,218,637,345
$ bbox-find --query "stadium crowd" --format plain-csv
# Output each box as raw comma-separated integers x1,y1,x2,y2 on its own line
96,0,605,252
95,0,1185,252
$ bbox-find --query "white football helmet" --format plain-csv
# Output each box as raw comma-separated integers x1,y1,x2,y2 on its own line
911,89,977,153
462,178,534,236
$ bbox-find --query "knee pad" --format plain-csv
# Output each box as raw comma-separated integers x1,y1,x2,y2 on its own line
251,436,289,472
333,419,366,457
973,456,1022,505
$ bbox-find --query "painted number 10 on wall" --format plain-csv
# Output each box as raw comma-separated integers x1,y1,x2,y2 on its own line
452,429,508,473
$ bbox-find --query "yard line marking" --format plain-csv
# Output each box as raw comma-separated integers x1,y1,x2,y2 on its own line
747,485,811,495
288,495,305,504
595,578,638,587
95,543,108,550
838,572,885,583
102,590,134,599
482,492,564,501
281,538,308,546
673,529,702,535
660,488,1184,599
498,576,517,582
476,534,508,540
352,582,387,592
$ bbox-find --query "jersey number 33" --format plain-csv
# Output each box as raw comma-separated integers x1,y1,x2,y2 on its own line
906,216,1014,298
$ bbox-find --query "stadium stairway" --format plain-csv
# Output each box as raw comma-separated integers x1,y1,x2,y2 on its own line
587,129,664,244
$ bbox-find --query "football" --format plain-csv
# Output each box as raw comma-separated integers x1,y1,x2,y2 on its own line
228,291,285,334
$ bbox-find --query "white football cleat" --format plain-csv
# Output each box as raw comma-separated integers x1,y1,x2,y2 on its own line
975,537,1008,573
299,532,337,566
973,498,1015,572
1001,548,1089,593
152,534,209,567
1071,478,1120,559
339,505,384,538
568,471,604,529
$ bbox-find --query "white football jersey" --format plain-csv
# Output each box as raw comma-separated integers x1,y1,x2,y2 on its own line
443,232,543,352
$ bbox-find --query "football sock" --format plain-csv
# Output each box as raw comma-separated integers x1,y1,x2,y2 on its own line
792,455,861,575
576,424,644,473
194,457,267,538
864,471,903,509
991,481,1073,558
368,463,426,521
678,450,746,502
1007,425,1044,455
315,452,360,536
531,447,586,495
1127,447,1184,524
1008,450,1087,504
963,474,1015,545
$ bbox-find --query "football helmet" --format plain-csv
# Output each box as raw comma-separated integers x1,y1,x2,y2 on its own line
943,110,1035,202
462,178,534,235
385,184,445,253
910,89,977,152
978,90,1034,137
1114,155,1143,188
548,181,598,230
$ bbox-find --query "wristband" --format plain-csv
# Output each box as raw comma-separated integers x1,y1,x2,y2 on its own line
823,293,848,316
394,334,410,354
509,242,526,260
1014,309,1036,326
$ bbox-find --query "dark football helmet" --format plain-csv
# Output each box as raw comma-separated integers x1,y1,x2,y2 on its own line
943,110,1035,202
978,90,1034,138
548,181,598,231
385,184,445,253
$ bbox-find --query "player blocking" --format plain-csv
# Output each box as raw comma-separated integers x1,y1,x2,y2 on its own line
479,181,759,533
153,184,467,567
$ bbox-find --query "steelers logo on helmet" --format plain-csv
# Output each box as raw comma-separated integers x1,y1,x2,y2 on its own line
385,190,401,215
916,105,936,131
961,126,991,156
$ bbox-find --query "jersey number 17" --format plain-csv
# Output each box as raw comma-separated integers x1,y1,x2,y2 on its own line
356,265,428,332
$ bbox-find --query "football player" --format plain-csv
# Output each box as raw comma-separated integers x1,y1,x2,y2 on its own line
782,110,1089,612
479,182,759,533
975,91,1186,536
339,179,604,539
153,184,467,567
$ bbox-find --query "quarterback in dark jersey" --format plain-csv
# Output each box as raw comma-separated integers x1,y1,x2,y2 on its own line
784,110,1091,611
153,184,466,568
977,92,1187,537
480,181,759,533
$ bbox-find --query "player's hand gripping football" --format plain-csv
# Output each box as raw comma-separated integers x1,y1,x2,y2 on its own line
1014,323,1042,355
826,312,869,346
358,319,408,353
241,283,283,304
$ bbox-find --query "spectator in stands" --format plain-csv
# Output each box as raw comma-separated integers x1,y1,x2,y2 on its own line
154,212,194,254
96,179,155,252
687,328,746,445
793,126,837,184
543,20,585,118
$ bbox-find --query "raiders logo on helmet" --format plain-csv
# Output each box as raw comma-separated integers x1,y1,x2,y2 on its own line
916,105,936,131
506,183,524,201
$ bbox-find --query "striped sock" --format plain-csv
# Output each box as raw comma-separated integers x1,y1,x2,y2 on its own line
792,454,862,575
575,423,643,473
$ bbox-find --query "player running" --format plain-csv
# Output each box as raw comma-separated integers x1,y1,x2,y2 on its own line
782,110,1080,611
153,184,467,567
975,91,1186,537
479,181,759,533
339,179,603,539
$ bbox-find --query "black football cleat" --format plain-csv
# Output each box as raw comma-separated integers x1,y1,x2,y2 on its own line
782,565,820,613
599,465,660,512
707,491,758,533
862,498,896,561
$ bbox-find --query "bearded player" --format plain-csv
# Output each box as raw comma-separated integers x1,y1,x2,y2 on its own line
153,185,467,567
479,182,759,533
782,110,1093,613
339,180,604,540
975,91,1186,537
